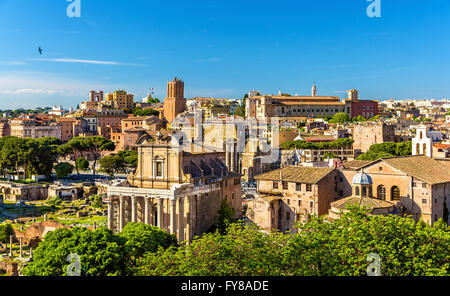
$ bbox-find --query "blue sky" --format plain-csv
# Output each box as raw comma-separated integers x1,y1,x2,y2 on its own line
0,0,449,109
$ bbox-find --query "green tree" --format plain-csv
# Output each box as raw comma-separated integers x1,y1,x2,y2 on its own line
22,227,128,276
134,222,289,276
135,207,450,276
213,200,236,234
76,157,90,172
89,194,103,208
356,142,412,161
132,107,159,117
99,154,126,178
85,136,115,178
59,137,90,177
284,206,450,276
117,150,138,168
37,137,62,159
46,196,63,208
0,224,14,243
356,151,394,161
355,115,367,122
54,162,74,179
329,113,351,124
22,224,177,276
120,222,177,261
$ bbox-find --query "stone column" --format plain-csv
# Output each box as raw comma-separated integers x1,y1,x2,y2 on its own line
230,142,235,172
107,200,114,230
170,198,177,235
177,197,184,242
144,197,150,225
186,196,194,243
19,237,23,258
131,196,137,223
115,201,120,233
9,235,13,258
225,143,230,169
119,196,125,232
157,198,163,229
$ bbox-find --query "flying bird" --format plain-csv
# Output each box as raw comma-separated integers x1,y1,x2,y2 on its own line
38,47,43,55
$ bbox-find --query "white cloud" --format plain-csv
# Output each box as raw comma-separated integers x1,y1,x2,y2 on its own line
0,61,26,65
0,89,62,95
26,58,146,66
0,71,124,109
195,57,221,63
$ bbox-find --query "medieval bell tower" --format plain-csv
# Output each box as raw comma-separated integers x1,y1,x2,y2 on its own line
163,77,186,124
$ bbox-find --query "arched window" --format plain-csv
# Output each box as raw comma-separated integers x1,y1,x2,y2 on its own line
362,187,367,197
423,143,427,155
420,131,423,139
416,143,420,155
355,186,360,196
377,185,386,200
391,186,400,201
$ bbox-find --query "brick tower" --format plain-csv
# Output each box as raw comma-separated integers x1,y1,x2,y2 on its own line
163,77,186,124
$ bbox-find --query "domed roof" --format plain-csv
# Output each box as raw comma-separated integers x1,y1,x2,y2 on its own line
352,171,373,185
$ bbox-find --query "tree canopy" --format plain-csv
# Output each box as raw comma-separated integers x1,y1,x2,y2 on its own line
356,142,412,161
329,113,351,124
135,207,450,276
132,107,159,117
281,138,354,151
0,136,58,179
22,223,177,276
99,154,126,178
54,162,74,178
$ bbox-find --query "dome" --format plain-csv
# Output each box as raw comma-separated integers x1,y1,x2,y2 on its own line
352,172,373,185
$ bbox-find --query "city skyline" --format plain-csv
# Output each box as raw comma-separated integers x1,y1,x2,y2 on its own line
0,0,449,109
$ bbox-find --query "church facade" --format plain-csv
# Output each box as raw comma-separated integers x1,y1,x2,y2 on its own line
106,133,242,243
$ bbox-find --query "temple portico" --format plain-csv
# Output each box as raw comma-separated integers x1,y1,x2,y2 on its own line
106,182,223,243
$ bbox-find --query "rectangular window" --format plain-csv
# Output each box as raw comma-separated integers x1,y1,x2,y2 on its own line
422,183,427,188
273,181,278,189
298,200,302,206
282,181,288,190
306,184,312,192
156,162,163,178
287,198,290,205
286,212,290,221
422,199,427,204
296,183,302,191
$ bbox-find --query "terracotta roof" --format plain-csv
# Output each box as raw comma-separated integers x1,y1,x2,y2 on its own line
301,135,336,142
375,156,450,185
433,143,450,150
255,166,334,184
342,160,374,170
272,101,345,106
331,196,394,210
